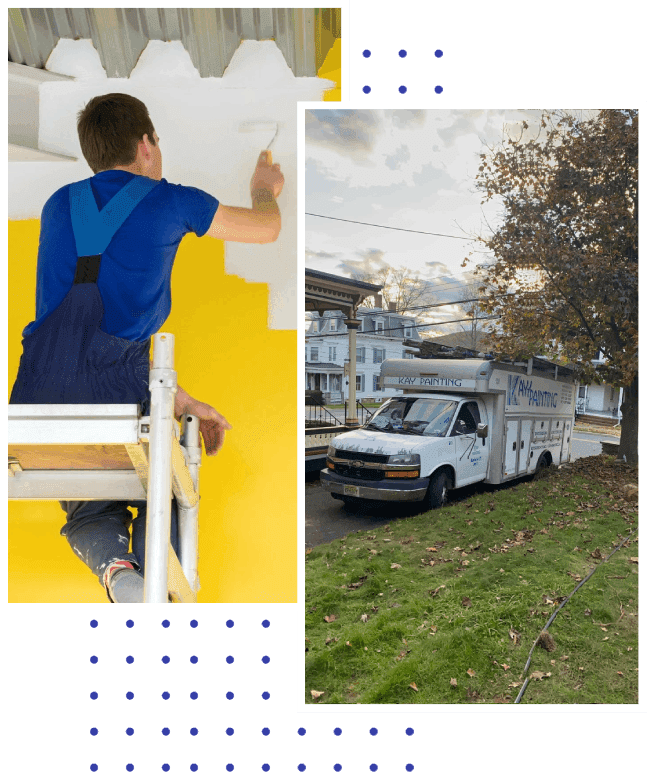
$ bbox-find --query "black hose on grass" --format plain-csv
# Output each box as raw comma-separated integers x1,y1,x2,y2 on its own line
514,528,638,704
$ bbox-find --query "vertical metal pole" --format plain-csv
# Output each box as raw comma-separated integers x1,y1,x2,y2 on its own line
178,413,202,593
144,332,176,604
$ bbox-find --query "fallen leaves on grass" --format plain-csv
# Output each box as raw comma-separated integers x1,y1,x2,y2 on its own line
429,585,446,597
629,557,638,564
466,668,476,677
538,631,556,652
324,614,337,623
391,563,402,569
462,597,472,608
530,671,552,680
311,690,325,699
450,678,458,688
360,614,369,623
409,682,418,692
509,628,521,645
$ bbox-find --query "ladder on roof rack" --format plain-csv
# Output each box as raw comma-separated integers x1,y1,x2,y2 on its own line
8,332,201,603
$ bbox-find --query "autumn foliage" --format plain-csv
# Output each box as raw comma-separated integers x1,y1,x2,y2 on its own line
470,110,638,462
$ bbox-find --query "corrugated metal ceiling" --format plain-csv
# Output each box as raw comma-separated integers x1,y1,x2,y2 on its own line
8,7,341,78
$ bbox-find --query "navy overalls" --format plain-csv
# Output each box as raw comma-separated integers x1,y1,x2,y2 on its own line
10,175,178,584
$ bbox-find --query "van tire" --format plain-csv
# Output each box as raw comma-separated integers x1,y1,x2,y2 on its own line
534,454,550,480
425,469,450,510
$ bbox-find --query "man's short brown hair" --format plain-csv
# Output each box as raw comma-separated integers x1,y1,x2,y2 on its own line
77,93,156,173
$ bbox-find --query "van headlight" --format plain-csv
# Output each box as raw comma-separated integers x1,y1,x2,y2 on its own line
387,453,420,465
327,444,336,457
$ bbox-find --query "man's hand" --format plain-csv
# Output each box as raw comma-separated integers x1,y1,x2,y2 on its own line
175,386,232,456
250,150,284,199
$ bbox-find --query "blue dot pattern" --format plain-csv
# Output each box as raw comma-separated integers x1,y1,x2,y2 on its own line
82,615,429,770
361,45,443,96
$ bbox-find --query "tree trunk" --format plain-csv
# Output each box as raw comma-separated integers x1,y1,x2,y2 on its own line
617,374,638,465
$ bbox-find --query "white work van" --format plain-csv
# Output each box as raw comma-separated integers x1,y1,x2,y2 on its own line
320,358,577,509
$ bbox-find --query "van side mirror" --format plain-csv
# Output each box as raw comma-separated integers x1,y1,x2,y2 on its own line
476,423,488,438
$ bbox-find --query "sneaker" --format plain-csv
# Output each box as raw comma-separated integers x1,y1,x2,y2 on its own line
104,560,144,603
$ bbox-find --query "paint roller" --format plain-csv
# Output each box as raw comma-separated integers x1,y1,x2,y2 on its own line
238,120,281,164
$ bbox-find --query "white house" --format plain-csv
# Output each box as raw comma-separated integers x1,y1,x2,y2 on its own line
305,306,422,403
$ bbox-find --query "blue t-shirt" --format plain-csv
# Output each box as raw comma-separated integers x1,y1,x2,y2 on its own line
24,170,219,342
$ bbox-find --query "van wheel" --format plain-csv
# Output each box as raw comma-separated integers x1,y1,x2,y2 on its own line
425,469,450,510
534,454,550,480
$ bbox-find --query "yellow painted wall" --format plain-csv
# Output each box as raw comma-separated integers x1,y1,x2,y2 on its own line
8,223,296,603
320,38,342,102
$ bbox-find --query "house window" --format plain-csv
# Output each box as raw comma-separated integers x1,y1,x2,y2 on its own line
329,346,337,361
356,374,365,392
578,386,587,398
311,347,319,362
320,374,328,391
403,326,413,337
373,348,385,364
375,319,384,333
330,318,338,331
356,347,365,364
331,374,342,392
373,375,382,392
312,319,319,333
358,318,365,332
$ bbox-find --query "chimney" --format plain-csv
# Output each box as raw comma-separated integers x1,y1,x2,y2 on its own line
388,301,397,312
373,293,383,309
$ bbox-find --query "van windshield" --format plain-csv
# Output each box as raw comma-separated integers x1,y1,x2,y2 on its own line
366,397,458,437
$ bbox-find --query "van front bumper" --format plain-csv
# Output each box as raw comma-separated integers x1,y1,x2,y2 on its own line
320,469,429,503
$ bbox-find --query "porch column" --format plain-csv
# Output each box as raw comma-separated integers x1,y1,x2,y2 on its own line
345,316,362,426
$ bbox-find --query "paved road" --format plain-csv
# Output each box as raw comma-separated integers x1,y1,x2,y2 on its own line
305,430,615,548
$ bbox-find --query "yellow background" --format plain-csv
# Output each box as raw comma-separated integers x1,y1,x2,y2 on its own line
8,38,340,604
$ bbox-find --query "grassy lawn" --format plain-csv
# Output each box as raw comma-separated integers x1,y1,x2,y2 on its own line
305,455,638,704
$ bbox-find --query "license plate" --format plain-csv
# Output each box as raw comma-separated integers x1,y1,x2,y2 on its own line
343,485,360,497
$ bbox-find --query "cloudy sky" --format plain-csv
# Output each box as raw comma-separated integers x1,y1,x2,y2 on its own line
305,109,543,334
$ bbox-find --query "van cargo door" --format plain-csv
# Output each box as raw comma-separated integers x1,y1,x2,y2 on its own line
504,420,519,477
560,419,573,463
518,420,533,473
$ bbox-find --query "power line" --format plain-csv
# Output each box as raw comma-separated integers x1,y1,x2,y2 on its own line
306,212,475,240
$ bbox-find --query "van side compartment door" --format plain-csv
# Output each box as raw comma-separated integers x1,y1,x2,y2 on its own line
518,420,533,473
560,419,573,463
504,419,519,477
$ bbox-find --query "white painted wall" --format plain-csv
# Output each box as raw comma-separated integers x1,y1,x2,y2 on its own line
8,38,333,329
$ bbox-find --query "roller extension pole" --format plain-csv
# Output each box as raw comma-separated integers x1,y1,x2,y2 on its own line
178,413,202,592
144,333,176,603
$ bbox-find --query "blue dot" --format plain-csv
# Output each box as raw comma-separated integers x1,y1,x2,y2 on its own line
226,767,234,773
162,767,170,773
262,691,270,700
90,766,98,772
126,619,134,628
370,767,378,773
406,767,414,773
126,692,134,700
90,656,98,664
399,49,407,57
162,620,170,628
262,619,270,628
162,728,170,736
435,86,443,94
162,692,170,700
190,620,198,628
405,728,414,736
399,86,407,94
363,86,371,94
262,727,270,736
90,728,98,736
162,656,170,664
191,656,198,664
298,767,306,773
226,619,234,628
363,50,371,58
126,728,134,736
190,767,198,773
126,656,134,664
226,728,234,736
126,766,134,773
190,691,198,700
334,728,342,736
226,692,234,700
262,766,270,773
298,728,306,736
435,49,443,58
226,656,234,664
190,728,198,736
90,691,98,700
90,620,98,628
370,728,378,736
262,656,270,664
334,766,342,773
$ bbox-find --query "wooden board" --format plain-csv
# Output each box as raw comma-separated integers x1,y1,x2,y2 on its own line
8,444,135,470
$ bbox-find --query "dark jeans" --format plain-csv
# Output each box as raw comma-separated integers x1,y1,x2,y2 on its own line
59,499,179,585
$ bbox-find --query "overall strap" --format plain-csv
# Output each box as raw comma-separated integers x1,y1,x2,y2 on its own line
69,176,159,258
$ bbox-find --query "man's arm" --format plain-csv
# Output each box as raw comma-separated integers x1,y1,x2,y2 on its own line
205,151,284,245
